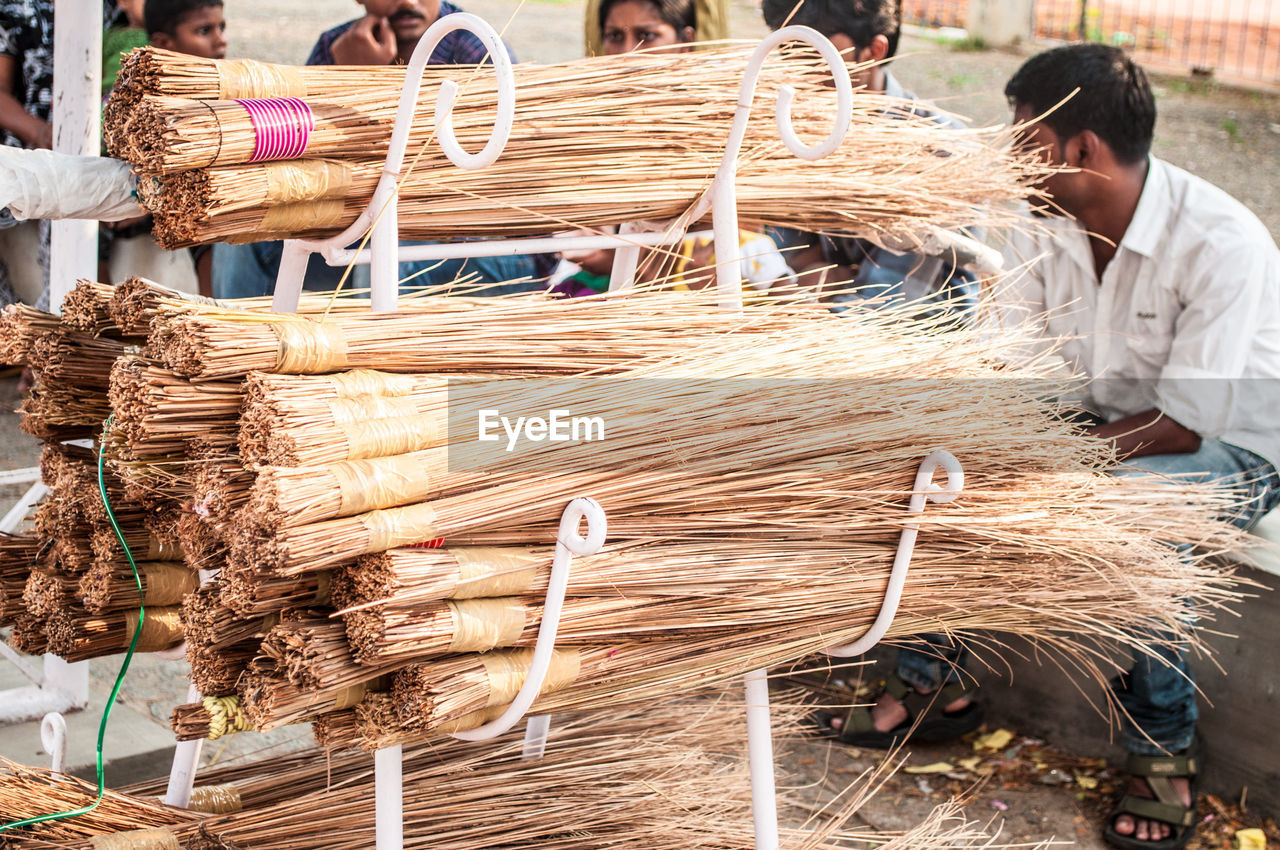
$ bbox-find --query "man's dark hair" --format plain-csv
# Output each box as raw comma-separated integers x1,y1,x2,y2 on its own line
598,0,696,39
144,0,221,37
761,0,900,59
1004,44,1155,165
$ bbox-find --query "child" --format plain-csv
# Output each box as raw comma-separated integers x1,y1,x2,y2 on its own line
101,0,225,293
144,0,226,60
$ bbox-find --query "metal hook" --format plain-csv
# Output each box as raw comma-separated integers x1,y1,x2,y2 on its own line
40,712,67,773
687,25,854,311
823,450,964,658
451,498,607,741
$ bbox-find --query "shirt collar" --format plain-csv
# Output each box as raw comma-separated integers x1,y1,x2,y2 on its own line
1117,156,1169,259
882,69,908,100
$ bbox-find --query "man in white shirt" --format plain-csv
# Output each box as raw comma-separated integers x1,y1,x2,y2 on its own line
988,44,1280,850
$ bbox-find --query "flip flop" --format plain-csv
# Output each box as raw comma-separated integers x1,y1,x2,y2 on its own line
816,672,983,750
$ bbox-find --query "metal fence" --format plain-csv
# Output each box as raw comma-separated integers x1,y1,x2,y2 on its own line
901,0,1280,86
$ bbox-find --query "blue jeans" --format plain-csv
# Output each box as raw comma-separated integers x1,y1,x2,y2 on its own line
896,438,1280,754
212,240,550,300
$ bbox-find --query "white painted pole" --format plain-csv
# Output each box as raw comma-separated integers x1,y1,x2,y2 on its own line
49,0,101,312
374,744,404,850
744,668,779,850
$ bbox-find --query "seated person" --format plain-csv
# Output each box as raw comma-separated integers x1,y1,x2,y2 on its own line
585,0,722,56
838,44,1280,850
760,0,977,319
213,0,551,299
550,227,794,298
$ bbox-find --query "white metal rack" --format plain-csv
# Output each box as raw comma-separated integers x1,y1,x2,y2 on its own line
25,16,971,849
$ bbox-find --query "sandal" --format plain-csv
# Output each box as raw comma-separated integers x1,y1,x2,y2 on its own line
1103,739,1201,850
811,672,983,749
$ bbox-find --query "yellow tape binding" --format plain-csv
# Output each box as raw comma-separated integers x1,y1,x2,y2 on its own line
332,679,379,710
217,59,307,99
258,200,345,236
186,783,243,814
313,571,331,604
328,449,448,516
272,320,350,374
262,159,352,205
202,695,252,740
141,561,198,606
361,502,440,553
144,535,182,561
434,704,505,734
450,548,542,598
90,827,180,849
322,369,421,398
338,414,442,461
122,606,184,651
327,395,423,426
480,647,581,707
445,597,526,653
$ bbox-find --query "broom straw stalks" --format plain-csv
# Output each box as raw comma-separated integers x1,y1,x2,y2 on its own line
46,605,184,661
0,303,59,365
150,288,799,381
77,559,196,612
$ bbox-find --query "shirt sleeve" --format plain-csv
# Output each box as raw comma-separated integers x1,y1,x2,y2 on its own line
1155,234,1278,439
447,29,515,64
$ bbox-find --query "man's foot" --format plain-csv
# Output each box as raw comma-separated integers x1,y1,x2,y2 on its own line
828,685,972,734
814,673,983,749
1103,741,1199,850
1110,775,1192,844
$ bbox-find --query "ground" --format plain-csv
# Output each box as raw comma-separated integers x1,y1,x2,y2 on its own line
2,1,1279,845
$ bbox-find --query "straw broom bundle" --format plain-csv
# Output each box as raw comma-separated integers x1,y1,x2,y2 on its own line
21,570,79,617
0,759,201,844
8,614,49,654
46,605,184,662
182,583,277,694
342,513,1232,669
17,385,112,439
114,51,1043,252
227,392,1110,575
108,356,243,450
92,525,182,569
174,509,226,570
150,288,787,381
0,303,59,365
77,559,196,613
60,280,128,336
0,533,39,627
220,563,331,616
110,47,817,173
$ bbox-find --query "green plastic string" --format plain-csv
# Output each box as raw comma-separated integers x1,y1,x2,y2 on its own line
0,417,145,834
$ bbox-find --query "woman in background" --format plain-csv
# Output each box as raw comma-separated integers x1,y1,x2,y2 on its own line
598,0,695,54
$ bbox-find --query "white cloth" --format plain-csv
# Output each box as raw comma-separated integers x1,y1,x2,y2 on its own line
0,147,141,221
987,157,1280,470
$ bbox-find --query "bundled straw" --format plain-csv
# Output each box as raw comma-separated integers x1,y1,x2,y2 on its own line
77,559,196,612
46,606,184,661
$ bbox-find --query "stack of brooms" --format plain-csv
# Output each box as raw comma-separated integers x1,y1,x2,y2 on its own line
24,281,1226,751
0,696,1053,849
104,45,1042,249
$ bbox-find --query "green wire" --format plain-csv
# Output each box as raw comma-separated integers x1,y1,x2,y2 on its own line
0,416,145,834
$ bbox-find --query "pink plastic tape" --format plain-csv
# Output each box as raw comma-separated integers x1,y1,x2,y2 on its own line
235,97,316,163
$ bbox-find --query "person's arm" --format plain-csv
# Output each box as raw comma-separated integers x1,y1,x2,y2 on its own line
0,54,51,148
1086,408,1201,460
